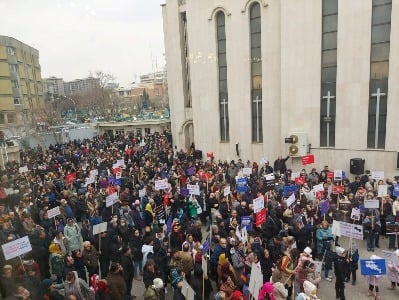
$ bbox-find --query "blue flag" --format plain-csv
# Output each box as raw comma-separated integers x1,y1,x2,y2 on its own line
320,200,330,216
283,185,298,197
202,237,210,255
165,215,173,236
360,259,386,275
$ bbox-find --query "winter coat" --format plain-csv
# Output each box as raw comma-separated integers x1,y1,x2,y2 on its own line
106,272,126,300
315,226,334,254
64,223,83,252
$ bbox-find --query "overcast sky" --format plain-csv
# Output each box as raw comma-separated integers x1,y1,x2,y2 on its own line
0,0,166,87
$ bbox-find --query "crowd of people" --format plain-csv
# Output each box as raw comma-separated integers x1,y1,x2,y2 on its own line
0,131,399,300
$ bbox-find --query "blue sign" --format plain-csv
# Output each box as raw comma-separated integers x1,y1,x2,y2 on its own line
393,185,399,197
360,259,386,275
283,185,298,197
202,237,211,255
359,204,365,214
320,200,330,216
237,177,248,193
241,216,252,232
180,188,189,196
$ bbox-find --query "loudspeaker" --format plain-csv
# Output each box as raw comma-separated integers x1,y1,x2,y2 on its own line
397,152,399,169
236,143,239,157
350,158,365,175
193,150,203,160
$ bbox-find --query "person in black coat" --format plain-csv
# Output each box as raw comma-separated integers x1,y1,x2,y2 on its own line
261,210,281,243
190,265,212,300
334,247,348,300
30,227,50,279
120,246,134,298
260,248,274,283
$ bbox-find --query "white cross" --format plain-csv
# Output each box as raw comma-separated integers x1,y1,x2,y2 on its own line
371,88,386,148
322,91,335,147
220,98,228,140
253,96,262,142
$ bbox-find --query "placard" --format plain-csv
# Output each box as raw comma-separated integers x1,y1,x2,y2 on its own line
371,171,384,181
286,193,296,207
155,179,168,190
332,220,340,237
243,167,252,175
378,185,388,197
301,154,314,165
181,279,195,300
19,166,29,173
334,170,343,180
255,209,266,227
339,221,363,240
332,185,345,194
241,216,252,232
364,199,379,209
360,259,386,275
382,250,399,266
313,261,322,273
249,263,263,300
265,173,275,181
237,178,248,193
202,256,207,276
290,172,300,180
187,184,200,196
253,196,264,213
90,169,98,176
117,159,126,168
351,207,361,221
1,236,32,260
47,206,61,219
313,183,324,193
106,192,118,207
93,222,108,235
224,186,231,197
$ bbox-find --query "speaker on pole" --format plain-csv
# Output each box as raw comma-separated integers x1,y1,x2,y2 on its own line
350,158,365,175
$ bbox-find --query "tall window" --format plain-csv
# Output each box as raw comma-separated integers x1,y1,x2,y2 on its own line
367,0,391,149
217,11,229,142
250,3,262,143
180,12,192,108
320,0,338,147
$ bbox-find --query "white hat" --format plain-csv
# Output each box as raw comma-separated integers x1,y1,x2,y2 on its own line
303,280,316,296
153,278,164,289
303,247,312,256
336,246,346,256
394,249,399,256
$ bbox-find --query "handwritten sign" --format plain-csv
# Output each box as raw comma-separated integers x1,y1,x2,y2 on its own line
339,221,363,240
224,186,231,197
47,206,61,219
2,236,32,260
253,196,264,213
155,179,168,190
243,167,252,175
187,184,200,196
249,263,263,300
364,200,379,209
372,171,384,181
378,185,388,197
106,192,118,207
181,279,195,300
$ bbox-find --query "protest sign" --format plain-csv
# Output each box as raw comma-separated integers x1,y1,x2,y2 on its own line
224,186,231,197
243,167,252,176
332,185,344,194
265,173,275,181
394,185,399,197
202,256,207,276
253,196,264,213
339,221,363,240
294,176,306,185
364,200,379,209
313,184,324,193
90,169,98,177
314,261,322,273
106,192,118,207
1,236,32,260
334,170,343,180
283,185,298,197
187,184,200,195
382,250,399,266
378,185,388,197
265,179,275,191
249,263,263,300
320,200,330,216
47,206,61,219
181,279,195,300
290,172,299,180
241,216,252,232
93,222,108,235
360,259,386,275
255,209,266,227
19,166,29,173
186,167,196,176
286,193,296,207
371,171,384,181
332,220,340,237
301,154,314,165
155,179,168,190
117,159,126,168
237,177,248,193
351,207,361,221
179,188,189,196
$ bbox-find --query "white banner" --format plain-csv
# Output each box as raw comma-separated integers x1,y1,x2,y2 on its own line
1,236,32,260
19,166,29,173
187,184,200,196
243,167,252,175
93,222,108,235
106,192,119,207
155,179,168,190
372,171,384,181
47,206,61,219
286,193,296,207
224,186,231,197
334,170,343,180
364,199,380,209
265,173,275,181
253,196,264,213
338,221,363,240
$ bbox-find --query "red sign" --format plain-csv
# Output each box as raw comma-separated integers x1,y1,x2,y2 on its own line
112,167,121,174
65,173,76,184
206,152,214,158
327,172,334,179
295,176,306,185
301,154,314,165
316,191,324,199
255,208,267,227
332,185,345,194
202,173,212,182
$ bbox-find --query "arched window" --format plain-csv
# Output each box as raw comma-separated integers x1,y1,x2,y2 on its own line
216,11,229,141
250,2,262,143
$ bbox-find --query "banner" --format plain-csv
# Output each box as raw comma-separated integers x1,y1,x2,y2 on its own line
360,259,386,275
339,221,363,240
106,192,118,207
187,184,200,195
255,209,267,227
2,236,32,260
253,196,264,213
301,154,314,165
47,206,61,219
241,216,252,232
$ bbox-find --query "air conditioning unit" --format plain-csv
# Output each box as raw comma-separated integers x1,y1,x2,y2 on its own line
287,132,307,156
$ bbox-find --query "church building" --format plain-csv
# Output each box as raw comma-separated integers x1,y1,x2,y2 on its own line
162,0,399,178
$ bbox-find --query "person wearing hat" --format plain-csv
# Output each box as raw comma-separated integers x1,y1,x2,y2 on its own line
143,278,164,300
388,249,399,290
295,247,314,293
334,246,348,300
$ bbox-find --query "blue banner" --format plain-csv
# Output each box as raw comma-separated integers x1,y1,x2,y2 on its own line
241,216,252,232
283,185,298,197
360,259,386,275
393,185,399,197
237,177,248,193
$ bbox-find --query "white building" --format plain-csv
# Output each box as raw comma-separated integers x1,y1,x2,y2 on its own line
162,0,399,179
